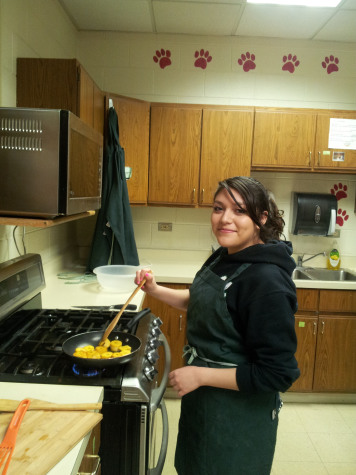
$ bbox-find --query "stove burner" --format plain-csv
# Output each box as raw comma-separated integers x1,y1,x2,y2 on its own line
20,361,45,376
72,363,103,378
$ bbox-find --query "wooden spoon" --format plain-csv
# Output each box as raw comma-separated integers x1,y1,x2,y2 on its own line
99,276,148,345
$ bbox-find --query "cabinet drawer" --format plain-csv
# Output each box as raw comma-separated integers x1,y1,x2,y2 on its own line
319,290,356,313
296,289,319,311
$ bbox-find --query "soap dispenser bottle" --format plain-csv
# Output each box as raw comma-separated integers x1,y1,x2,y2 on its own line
327,242,341,270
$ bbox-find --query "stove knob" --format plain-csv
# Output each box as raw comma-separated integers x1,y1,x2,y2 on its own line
149,337,160,349
147,349,159,364
151,327,162,337
144,366,158,381
153,317,163,327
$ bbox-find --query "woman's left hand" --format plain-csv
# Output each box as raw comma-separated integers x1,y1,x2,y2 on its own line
169,366,202,397
169,366,239,396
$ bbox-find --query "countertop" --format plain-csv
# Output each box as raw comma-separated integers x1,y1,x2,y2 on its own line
0,383,103,475
136,249,356,290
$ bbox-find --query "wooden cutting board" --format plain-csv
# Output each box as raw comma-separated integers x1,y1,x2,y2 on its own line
0,410,102,475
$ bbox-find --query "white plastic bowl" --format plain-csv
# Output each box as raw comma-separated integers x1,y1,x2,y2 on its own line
93,265,139,292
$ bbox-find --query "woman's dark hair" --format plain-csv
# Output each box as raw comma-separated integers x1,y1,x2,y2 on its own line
214,176,285,242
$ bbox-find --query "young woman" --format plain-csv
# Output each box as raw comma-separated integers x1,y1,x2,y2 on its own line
136,176,300,475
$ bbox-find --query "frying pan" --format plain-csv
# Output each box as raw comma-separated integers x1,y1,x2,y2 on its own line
62,307,151,368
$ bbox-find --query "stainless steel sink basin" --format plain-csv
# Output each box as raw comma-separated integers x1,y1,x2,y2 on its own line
292,267,356,281
292,269,312,280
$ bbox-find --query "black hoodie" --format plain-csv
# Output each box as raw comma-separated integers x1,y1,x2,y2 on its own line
205,240,300,393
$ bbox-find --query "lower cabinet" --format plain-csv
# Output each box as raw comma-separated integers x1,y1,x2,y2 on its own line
143,284,188,384
290,289,356,392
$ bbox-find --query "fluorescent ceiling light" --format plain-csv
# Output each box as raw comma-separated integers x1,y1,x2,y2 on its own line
247,0,342,6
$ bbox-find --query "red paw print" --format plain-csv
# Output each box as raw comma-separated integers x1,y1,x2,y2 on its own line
194,49,212,70
238,52,256,72
153,49,172,69
331,183,348,201
336,208,349,226
282,54,300,74
321,55,339,74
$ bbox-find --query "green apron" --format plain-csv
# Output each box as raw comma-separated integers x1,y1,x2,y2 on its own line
175,258,280,475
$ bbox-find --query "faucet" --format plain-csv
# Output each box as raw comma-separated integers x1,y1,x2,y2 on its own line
297,252,326,267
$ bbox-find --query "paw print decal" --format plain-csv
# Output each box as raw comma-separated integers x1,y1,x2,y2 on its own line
331,183,347,201
194,49,212,70
336,209,349,226
153,49,172,69
282,54,300,74
322,55,339,74
237,52,256,72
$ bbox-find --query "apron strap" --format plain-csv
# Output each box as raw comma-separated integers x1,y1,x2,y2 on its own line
183,345,238,367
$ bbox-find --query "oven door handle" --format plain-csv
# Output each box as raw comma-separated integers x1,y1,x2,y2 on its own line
150,333,171,412
148,398,169,475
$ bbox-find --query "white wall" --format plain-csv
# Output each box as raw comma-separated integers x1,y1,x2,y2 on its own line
0,0,355,269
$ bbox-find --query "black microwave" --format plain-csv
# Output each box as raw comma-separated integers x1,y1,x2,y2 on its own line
0,107,103,218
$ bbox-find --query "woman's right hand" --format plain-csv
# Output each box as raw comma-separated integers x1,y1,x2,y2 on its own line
135,268,156,294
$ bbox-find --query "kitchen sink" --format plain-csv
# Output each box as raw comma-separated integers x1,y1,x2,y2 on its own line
292,269,312,280
292,267,356,281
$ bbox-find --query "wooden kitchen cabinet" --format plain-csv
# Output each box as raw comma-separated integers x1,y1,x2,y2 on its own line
148,104,253,206
314,110,356,171
199,107,254,206
313,314,356,391
148,105,202,205
252,108,317,170
17,58,105,136
291,314,318,391
251,107,356,173
108,94,150,205
290,288,356,393
143,284,188,384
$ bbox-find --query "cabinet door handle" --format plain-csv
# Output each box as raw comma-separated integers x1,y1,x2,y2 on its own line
192,188,196,203
318,151,321,166
179,314,183,332
309,151,312,167
313,322,317,335
201,188,205,203
321,321,325,335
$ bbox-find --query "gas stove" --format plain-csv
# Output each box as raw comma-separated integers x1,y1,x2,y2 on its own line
0,254,170,475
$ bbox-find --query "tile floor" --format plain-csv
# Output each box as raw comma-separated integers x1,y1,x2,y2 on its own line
159,398,356,475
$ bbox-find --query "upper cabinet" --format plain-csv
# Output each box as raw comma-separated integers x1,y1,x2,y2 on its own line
148,105,202,206
251,107,356,172
17,58,104,136
109,94,150,205
148,104,253,206
200,107,254,206
251,108,317,170
314,110,356,171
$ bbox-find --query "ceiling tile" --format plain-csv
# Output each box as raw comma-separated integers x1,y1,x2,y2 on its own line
153,1,242,35
60,0,153,32
235,4,337,39
340,0,356,9
314,10,356,42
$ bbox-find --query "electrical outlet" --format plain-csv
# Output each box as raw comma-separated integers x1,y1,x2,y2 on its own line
158,222,172,231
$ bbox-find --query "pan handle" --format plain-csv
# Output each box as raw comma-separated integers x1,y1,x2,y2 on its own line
150,333,171,412
125,307,151,331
